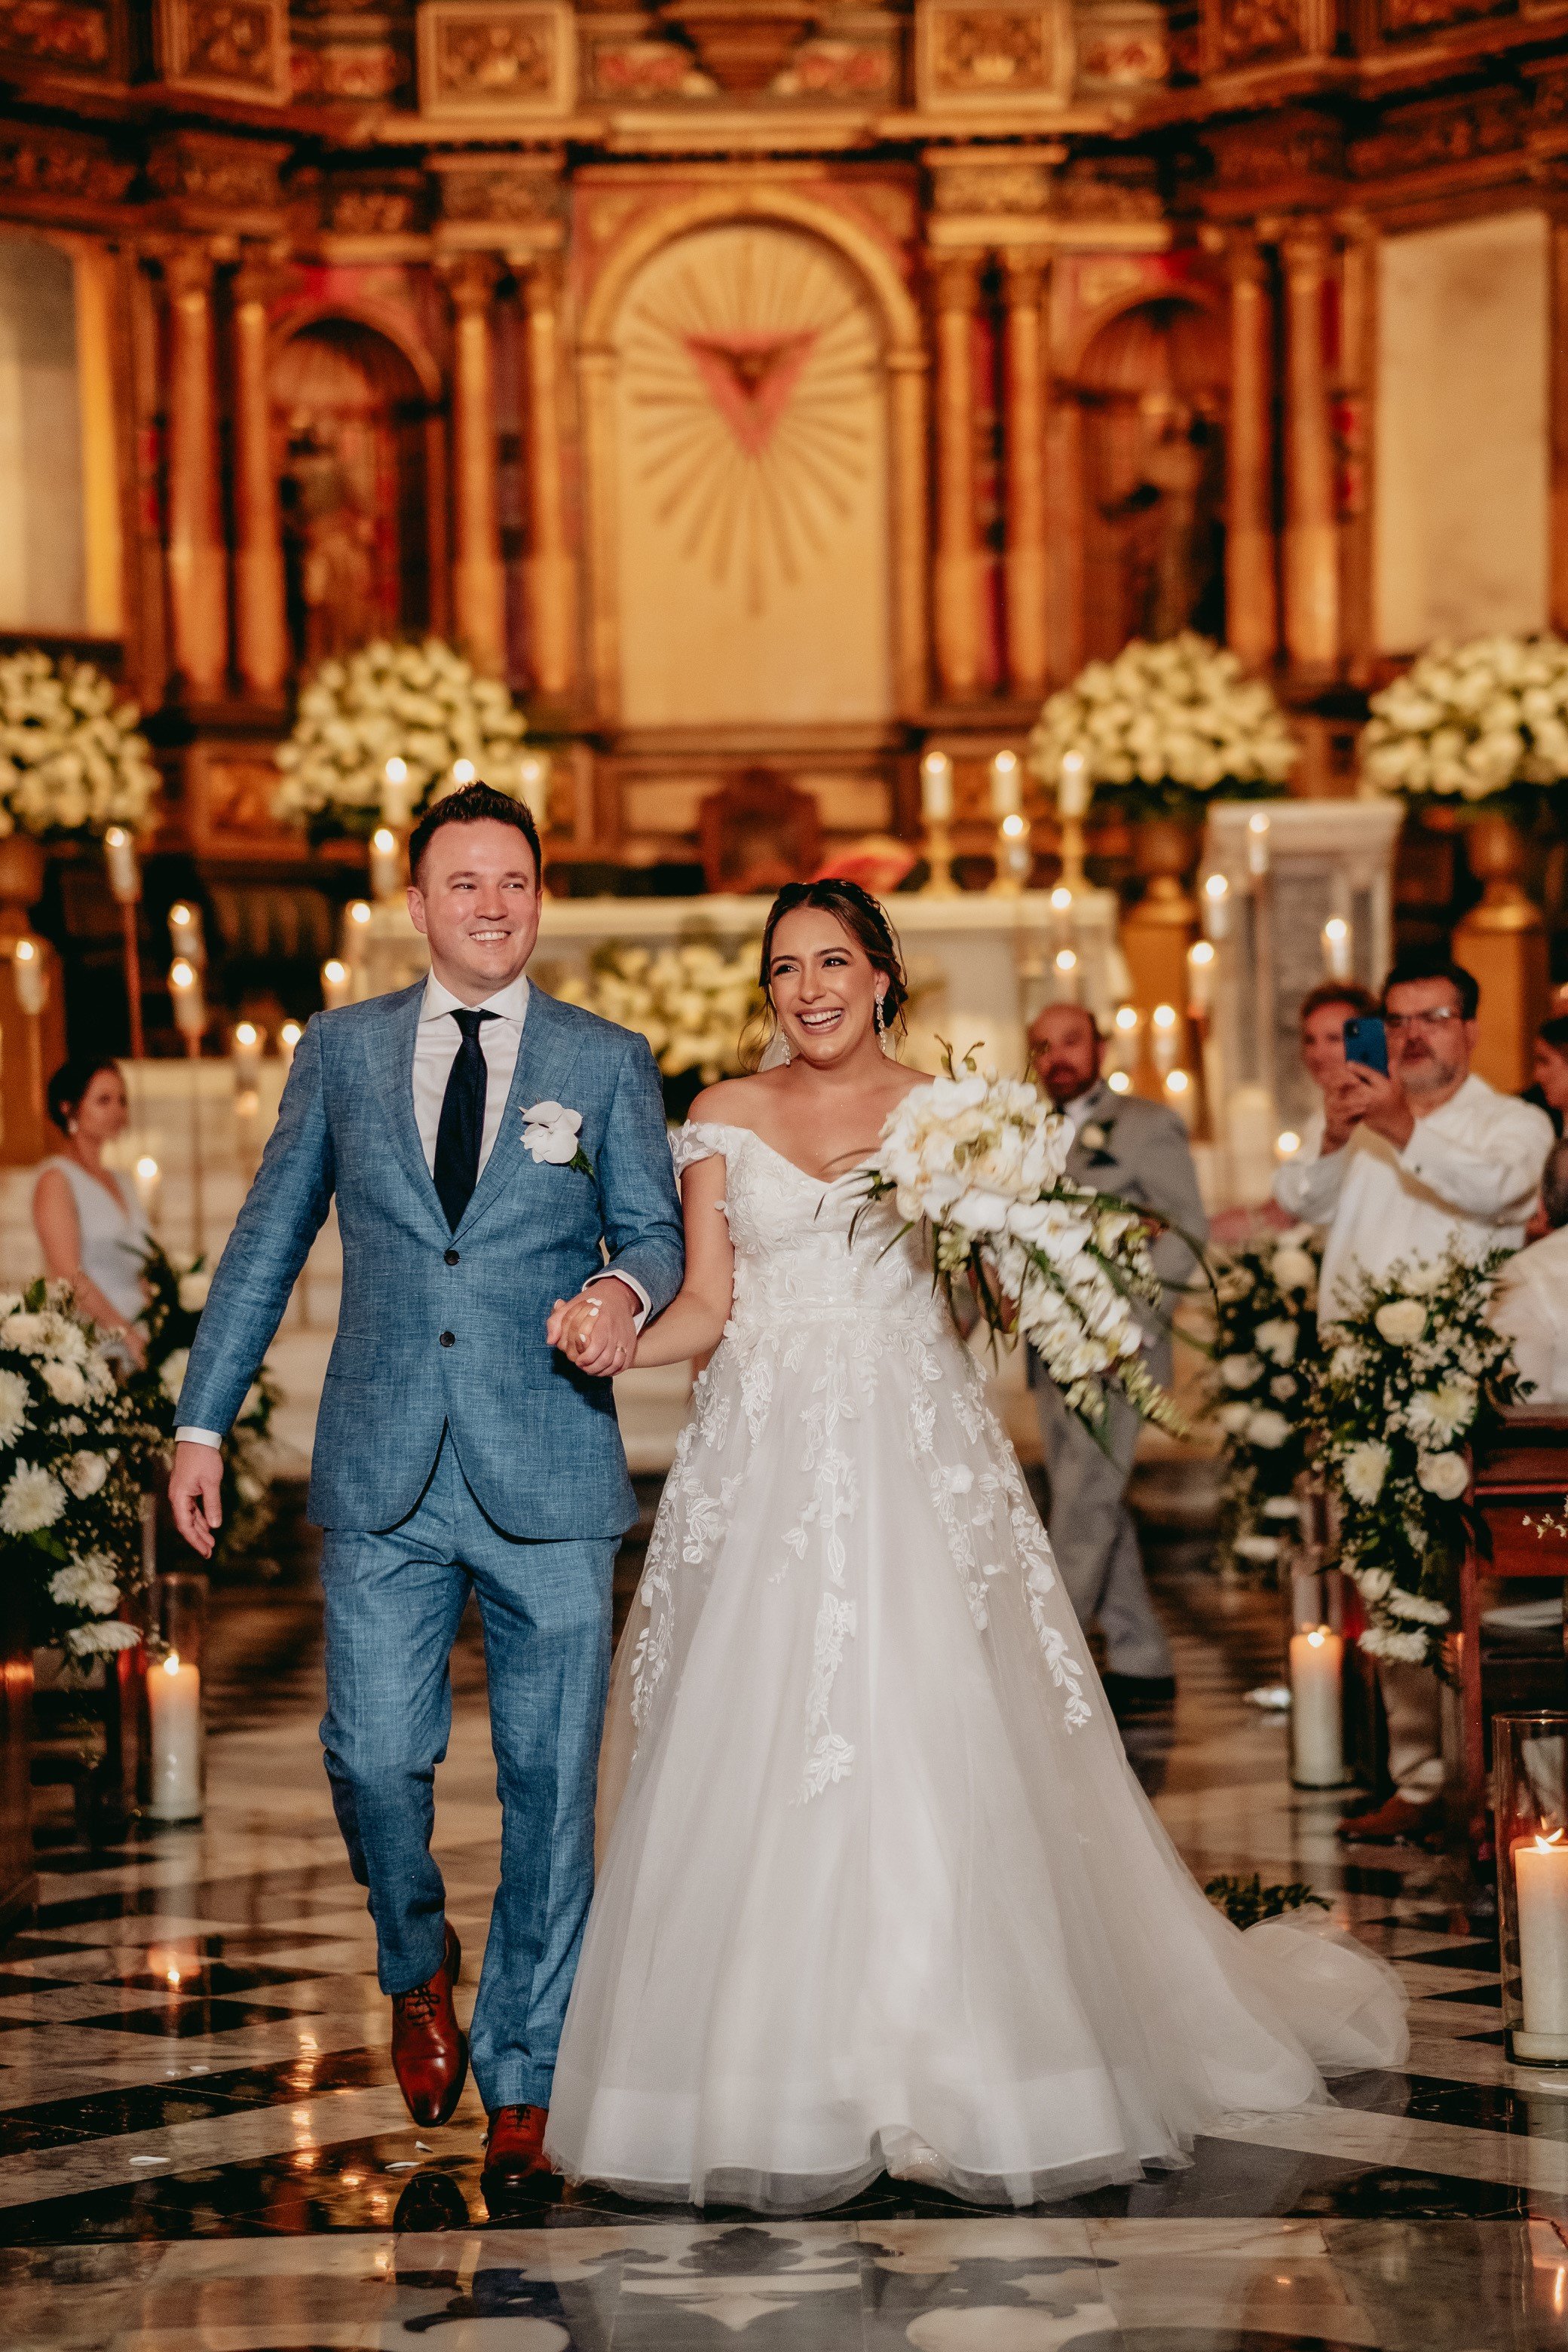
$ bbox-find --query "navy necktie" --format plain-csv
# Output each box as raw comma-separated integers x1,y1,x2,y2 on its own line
433,1008,497,1230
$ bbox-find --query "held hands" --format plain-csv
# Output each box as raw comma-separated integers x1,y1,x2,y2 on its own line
168,1439,222,1560
1324,1062,1415,1153
547,1278,639,1377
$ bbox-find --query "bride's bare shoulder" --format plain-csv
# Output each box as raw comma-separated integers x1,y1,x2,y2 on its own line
688,1074,780,1129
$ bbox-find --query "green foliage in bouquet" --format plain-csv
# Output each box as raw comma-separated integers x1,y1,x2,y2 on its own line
1310,1248,1524,1673
0,1282,162,1660
1204,1874,1329,1930
131,1244,282,1578
1208,1225,1322,1576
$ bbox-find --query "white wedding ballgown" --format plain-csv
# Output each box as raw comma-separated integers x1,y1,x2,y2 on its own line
545,1117,1407,2213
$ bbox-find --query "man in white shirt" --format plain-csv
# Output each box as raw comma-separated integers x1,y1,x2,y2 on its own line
1492,1140,1568,1401
1275,951,1552,1845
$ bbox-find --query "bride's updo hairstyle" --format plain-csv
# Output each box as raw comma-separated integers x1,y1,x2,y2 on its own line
750,879,910,1066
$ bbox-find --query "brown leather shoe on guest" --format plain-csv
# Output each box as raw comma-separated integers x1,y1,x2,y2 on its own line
481,2102,562,2216
1336,1793,1442,1847
390,1925,467,2127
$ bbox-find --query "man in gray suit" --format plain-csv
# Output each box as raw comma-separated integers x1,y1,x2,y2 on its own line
1027,1003,1206,1716
167,785,684,2214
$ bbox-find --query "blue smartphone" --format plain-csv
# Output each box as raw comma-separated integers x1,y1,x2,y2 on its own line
1342,1014,1388,1076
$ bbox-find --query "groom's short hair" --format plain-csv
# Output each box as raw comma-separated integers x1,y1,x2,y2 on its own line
409,782,541,888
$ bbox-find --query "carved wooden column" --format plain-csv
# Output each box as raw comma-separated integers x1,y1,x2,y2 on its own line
1279,219,1339,675
520,256,576,701
163,247,228,700
1223,233,1277,669
446,257,506,676
1549,204,1568,636
1001,250,1049,699
932,254,985,701
230,260,288,704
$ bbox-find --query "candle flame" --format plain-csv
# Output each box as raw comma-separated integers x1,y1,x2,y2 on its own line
384,758,407,785
14,938,35,963
450,758,475,785
1533,1828,1567,1852
348,902,372,926
1165,1070,1190,1095
1000,812,1026,838
992,750,1018,775
1306,1626,1330,1648
323,960,347,987
234,1023,259,1049
136,1155,158,1181
1152,1004,1178,1031
1113,1004,1139,1032
1204,872,1229,899
1190,940,1216,967
372,827,396,854
1324,917,1349,943
162,1651,181,1676
1050,886,1073,910
280,1022,302,1049
1055,949,1077,973
170,960,195,991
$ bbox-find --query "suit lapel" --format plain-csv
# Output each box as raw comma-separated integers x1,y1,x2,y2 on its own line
361,985,447,1228
454,984,588,1242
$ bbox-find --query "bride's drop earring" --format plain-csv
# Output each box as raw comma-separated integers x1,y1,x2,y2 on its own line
874,993,890,1054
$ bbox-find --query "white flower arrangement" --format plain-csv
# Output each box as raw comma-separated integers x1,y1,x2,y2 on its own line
0,1281,161,1658
1361,635,1568,806
130,1242,280,1577
555,937,764,1116
859,1057,1184,1436
1027,632,1298,816
274,639,528,838
1311,1248,1524,1669
0,650,159,841
1207,1225,1322,1575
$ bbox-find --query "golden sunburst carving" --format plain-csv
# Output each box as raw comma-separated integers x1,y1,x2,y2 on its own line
620,225,881,614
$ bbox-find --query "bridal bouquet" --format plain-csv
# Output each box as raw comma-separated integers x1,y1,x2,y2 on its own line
1361,634,1568,807
0,649,160,841
1027,632,1297,819
1311,1248,1524,1669
0,1282,161,1660
130,1244,281,1577
1208,1225,1322,1574
861,1061,1184,1435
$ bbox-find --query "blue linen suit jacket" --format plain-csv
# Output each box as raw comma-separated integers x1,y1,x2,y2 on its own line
175,981,685,1539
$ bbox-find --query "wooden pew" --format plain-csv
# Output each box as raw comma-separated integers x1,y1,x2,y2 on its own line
1462,1408,1568,1845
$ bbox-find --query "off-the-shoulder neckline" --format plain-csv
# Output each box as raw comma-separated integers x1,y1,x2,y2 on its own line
679,1118,880,1190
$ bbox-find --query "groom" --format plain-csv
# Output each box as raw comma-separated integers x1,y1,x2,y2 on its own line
168,782,683,2213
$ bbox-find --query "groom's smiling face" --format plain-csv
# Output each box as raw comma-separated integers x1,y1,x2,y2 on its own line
408,818,542,1003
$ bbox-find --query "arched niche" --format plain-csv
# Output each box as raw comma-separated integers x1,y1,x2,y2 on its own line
579,191,927,729
270,314,445,669
1067,293,1227,660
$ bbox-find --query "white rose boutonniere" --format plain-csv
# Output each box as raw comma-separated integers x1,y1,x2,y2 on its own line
522,1101,594,1177
1079,1121,1112,1155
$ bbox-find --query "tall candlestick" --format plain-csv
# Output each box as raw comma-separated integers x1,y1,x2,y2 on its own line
381,758,412,828
279,1020,302,1071
1514,1830,1568,2056
146,1648,203,1822
1290,1625,1344,1788
1322,915,1352,978
168,957,205,1044
369,826,403,903
990,749,1022,819
519,752,550,833
231,1021,263,1091
167,902,204,966
103,825,140,904
1058,750,1091,820
322,958,351,1011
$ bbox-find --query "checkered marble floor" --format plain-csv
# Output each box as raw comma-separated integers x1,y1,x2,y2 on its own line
4,1557,1567,2350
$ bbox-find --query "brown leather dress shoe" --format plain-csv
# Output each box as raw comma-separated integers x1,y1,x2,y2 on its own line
481,2102,562,2216
1336,1793,1442,1847
390,1925,467,2127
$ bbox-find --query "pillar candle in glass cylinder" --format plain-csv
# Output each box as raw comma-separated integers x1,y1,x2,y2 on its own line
1289,1625,1343,1788
147,1649,203,1822
1514,1830,1568,2057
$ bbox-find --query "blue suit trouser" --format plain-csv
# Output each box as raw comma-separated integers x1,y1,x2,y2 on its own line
318,1437,614,2112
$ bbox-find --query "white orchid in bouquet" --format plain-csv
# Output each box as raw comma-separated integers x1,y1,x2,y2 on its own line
0,1282,161,1662
859,1055,1187,1438
1361,635,1568,810
556,936,764,1121
0,649,159,841
1311,1248,1524,1670
1208,1224,1322,1575
274,638,528,839
1027,633,1298,820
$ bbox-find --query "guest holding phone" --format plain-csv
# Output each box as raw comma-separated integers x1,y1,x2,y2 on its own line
1274,950,1551,1845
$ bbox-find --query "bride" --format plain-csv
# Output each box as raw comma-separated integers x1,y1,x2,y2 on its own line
542,878,1406,2215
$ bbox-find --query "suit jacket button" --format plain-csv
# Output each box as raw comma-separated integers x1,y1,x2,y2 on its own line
439,1331,455,1347
444,1248,460,1266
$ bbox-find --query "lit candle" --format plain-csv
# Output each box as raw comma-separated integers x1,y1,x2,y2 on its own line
279,1020,302,1072
133,1154,161,1219
1322,915,1352,978
1289,1625,1343,1789
1165,1068,1192,1118
1514,1830,1568,2054
451,758,476,788
231,1021,263,1090
1202,871,1230,941
381,757,412,828
1246,811,1271,878
167,902,204,966
322,958,351,1011
1276,1129,1303,1160
990,750,1021,819
103,825,140,905
1150,1003,1180,1077
11,936,47,1016
369,827,403,902
168,957,206,1043
347,899,372,939
146,1649,203,1823
1058,751,1091,820
519,752,550,831
1187,938,1215,1016
920,750,954,824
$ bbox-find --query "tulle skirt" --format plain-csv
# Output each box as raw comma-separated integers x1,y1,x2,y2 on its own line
547,1309,1407,2213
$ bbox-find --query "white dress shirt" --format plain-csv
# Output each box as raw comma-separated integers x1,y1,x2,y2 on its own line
179,968,646,1447
1490,1225,1568,1401
1272,1073,1553,1324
